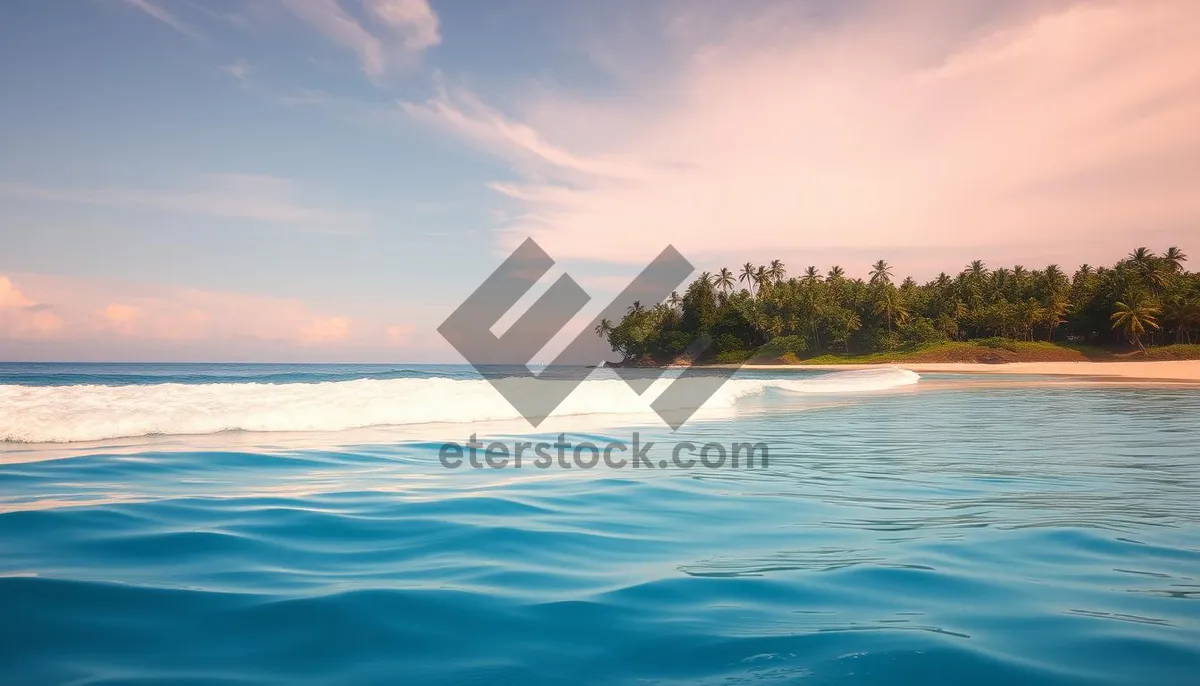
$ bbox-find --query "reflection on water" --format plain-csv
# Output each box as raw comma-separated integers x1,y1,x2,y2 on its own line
1,379,1199,685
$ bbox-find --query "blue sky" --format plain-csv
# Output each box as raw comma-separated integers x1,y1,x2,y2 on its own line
1,0,1197,361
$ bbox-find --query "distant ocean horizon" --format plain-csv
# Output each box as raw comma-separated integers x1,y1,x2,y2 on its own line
2,362,1198,684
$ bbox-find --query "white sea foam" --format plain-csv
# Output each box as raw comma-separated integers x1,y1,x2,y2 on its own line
0,368,919,443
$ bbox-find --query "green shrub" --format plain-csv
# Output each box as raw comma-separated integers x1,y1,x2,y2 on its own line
657,330,691,356
899,317,947,348
1144,344,1200,360
714,332,745,354
971,337,1019,352
713,350,754,364
868,330,902,352
756,335,808,358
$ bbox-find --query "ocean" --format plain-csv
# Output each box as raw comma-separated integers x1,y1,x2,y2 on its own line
1,363,1198,684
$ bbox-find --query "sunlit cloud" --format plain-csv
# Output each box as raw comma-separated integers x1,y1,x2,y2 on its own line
0,276,65,339
386,324,415,345
99,304,143,336
0,276,34,310
0,272,393,357
405,0,1200,274
300,316,352,344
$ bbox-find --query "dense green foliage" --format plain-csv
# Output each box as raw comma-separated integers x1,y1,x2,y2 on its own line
598,247,1200,363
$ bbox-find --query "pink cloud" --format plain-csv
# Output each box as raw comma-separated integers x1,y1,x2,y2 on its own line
97,302,213,340
0,273,456,361
300,316,352,344
0,276,34,310
405,0,1200,276
386,324,415,345
1,275,327,346
0,276,65,339
101,303,142,326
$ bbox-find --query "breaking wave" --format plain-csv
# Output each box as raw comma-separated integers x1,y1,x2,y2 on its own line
1,368,919,443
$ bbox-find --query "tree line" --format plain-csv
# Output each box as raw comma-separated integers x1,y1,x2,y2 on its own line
596,247,1199,363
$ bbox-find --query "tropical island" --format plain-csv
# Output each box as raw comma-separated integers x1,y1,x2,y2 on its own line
595,247,1200,367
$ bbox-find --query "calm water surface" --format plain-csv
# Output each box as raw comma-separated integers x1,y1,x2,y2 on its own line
1,364,1198,684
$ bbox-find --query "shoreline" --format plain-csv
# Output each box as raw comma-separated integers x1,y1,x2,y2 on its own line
720,360,1200,382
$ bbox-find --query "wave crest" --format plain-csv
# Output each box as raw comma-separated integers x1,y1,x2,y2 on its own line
1,368,919,443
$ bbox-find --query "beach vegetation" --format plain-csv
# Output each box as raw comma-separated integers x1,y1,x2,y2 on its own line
599,247,1200,364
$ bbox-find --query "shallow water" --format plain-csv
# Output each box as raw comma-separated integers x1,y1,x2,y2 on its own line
1,365,1198,684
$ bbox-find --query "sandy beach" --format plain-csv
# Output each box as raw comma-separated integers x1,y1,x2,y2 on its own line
737,360,1200,382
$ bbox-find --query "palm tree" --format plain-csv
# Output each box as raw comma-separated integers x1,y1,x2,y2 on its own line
1111,296,1160,352
754,265,769,292
739,262,758,296
767,260,786,283
1043,264,1067,293
1011,264,1027,286
715,268,735,293
841,312,861,352
595,244,1193,364
992,267,1011,288
1127,247,1159,288
594,318,614,339
1043,294,1068,341
869,260,893,287
1163,297,1199,344
1017,298,1044,341
1128,247,1156,267
1164,246,1188,273
873,286,907,333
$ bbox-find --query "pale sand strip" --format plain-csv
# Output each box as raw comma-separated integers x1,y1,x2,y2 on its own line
736,360,1200,382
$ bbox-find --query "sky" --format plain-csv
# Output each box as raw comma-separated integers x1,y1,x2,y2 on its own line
1,0,1198,362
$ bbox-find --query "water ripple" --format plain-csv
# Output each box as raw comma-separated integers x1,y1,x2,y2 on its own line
2,381,1199,684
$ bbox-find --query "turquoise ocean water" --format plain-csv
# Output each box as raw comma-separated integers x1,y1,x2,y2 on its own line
1,363,1198,684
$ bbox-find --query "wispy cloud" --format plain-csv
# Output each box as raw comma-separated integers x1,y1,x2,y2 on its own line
365,0,439,52
402,79,650,182
113,1,440,82
405,0,1200,273
0,174,368,233
119,0,202,39
221,59,253,88
279,0,440,80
